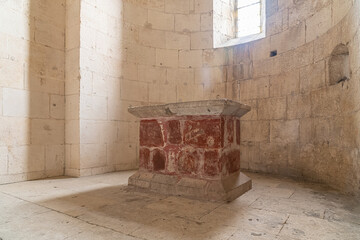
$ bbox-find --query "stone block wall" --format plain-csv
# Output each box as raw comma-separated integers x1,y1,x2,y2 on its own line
0,0,359,197
230,0,360,195
0,0,65,183
64,0,80,176
65,0,142,176
66,0,229,177
213,0,235,46
117,0,360,195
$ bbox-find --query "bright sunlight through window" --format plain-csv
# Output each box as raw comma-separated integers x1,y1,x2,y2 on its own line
235,0,263,38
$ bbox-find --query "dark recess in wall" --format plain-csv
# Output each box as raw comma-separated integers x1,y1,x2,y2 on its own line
329,44,350,86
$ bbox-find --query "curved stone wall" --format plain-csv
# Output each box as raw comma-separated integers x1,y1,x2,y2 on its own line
1,0,357,191
62,0,359,195
233,0,360,195
126,0,360,195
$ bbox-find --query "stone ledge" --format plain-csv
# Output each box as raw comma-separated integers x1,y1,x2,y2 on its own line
128,99,251,118
128,170,252,202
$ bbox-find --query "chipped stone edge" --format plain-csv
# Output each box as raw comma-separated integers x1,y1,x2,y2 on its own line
128,99,251,119
128,170,252,202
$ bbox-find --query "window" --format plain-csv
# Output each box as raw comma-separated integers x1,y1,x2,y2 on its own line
235,0,262,38
212,0,266,48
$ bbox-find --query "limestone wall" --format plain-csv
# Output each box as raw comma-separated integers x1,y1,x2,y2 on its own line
65,0,80,176
64,0,360,195
234,0,360,195
65,0,148,176
119,0,360,195
0,0,65,183
0,0,359,196
66,0,225,177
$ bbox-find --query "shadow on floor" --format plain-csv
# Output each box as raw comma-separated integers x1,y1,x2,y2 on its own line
35,185,243,239
1,171,359,239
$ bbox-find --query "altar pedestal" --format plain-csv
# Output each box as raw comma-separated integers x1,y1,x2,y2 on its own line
128,99,252,202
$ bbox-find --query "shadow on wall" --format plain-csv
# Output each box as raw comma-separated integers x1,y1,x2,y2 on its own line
101,1,140,174
73,0,140,176
329,44,350,86
61,0,146,176
24,0,65,180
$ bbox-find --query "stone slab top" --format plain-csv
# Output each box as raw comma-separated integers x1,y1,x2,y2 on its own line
128,99,251,118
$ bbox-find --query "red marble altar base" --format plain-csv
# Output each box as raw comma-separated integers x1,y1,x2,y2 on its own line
128,115,252,202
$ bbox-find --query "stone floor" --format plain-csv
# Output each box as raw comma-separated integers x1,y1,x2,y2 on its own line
0,171,359,240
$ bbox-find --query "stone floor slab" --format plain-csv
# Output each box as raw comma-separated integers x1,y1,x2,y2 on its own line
0,171,359,240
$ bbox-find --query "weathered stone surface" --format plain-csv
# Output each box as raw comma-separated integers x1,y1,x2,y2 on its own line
236,119,241,145
241,121,269,142
83,0,360,198
184,118,222,148
240,143,260,170
152,149,166,171
225,118,234,144
221,150,241,174
128,170,251,202
239,77,270,101
270,120,300,143
270,71,300,97
166,120,182,144
140,120,164,147
128,99,251,118
1,0,359,200
287,94,312,119
177,149,201,175
204,150,220,177
2,171,360,239
128,100,251,201
258,97,287,120
139,148,151,170
300,60,326,93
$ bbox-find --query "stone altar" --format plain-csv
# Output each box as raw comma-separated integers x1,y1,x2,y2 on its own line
128,99,252,202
